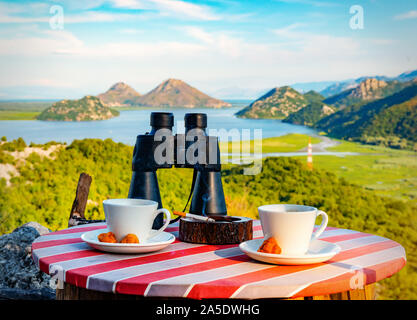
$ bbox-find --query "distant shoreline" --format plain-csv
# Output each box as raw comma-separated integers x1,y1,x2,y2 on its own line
0,100,251,121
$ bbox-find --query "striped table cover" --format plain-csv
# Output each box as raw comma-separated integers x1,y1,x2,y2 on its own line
31,221,406,299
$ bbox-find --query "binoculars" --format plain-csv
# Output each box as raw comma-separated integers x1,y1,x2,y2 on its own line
128,112,227,229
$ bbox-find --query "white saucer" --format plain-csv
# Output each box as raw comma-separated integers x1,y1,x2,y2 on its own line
239,238,341,265
81,228,175,254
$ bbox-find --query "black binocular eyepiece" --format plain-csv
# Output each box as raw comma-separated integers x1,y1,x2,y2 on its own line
184,113,207,132
128,112,227,229
150,112,207,133
150,112,174,133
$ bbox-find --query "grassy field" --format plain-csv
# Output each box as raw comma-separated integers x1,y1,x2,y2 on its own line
220,133,321,153
293,140,417,202
0,111,40,120
0,101,52,111
219,134,417,203
0,101,52,120
327,139,415,154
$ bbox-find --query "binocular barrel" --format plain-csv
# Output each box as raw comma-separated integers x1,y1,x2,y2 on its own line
128,112,227,229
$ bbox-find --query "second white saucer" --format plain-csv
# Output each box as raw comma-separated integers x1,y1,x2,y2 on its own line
239,238,341,265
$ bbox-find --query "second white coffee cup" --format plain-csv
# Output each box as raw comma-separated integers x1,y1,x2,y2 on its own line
103,198,171,243
258,204,328,255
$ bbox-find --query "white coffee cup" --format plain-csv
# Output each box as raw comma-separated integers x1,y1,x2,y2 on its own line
103,199,171,243
258,204,328,255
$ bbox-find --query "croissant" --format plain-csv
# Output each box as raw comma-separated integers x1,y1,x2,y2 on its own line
98,232,117,243
258,237,282,254
120,234,140,244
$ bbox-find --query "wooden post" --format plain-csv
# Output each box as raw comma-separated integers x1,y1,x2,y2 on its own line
69,173,92,220
68,173,105,227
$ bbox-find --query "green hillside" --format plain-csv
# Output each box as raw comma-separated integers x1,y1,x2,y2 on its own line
323,78,409,109
0,138,416,299
283,102,336,126
37,96,120,121
317,83,417,150
303,90,325,103
236,86,308,119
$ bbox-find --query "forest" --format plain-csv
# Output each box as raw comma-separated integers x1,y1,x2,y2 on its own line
316,83,417,150
0,137,416,299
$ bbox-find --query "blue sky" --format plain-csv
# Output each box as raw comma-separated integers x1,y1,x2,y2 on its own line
0,0,416,99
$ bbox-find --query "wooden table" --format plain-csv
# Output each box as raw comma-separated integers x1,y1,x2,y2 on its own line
31,221,406,300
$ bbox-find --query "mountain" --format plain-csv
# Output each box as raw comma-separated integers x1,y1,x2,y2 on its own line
132,79,231,108
97,82,141,107
282,90,335,126
303,90,325,104
323,78,409,109
37,96,119,121
320,76,391,98
396,70,417,82
320,69,417,97
320,80,360,98
317,81,417,149
235,86,308,119
283,102,335,126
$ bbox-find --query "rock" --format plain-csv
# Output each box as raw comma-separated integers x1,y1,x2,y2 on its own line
0,222,55,300
18,221,52,236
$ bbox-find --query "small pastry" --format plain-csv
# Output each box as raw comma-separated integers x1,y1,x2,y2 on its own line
98,232,117,243
120,234,140,244
258,237,282,254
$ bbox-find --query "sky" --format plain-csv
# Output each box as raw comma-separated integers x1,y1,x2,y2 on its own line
0,0,416,99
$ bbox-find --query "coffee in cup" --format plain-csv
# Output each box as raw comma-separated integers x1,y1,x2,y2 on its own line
103,199,171,243
258,204,328,255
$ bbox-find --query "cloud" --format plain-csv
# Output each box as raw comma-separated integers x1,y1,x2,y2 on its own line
64,11,139,23
0,29,84,56
110,0,147,9
111,0,221,20
275,0,339,7
273,23,306,37
0,1,144,24
272,23,360,56
394,10,417,20
49,0,107,10
153,0,220,20
183,26,215,44
182,26,258,58
0,0,221,24
0,2,49,23
370,38,395,46
0,27,204,58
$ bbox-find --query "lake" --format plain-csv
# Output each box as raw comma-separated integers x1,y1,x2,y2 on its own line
0,107,317,145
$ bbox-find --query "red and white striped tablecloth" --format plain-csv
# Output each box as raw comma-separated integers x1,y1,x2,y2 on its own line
31,221,406,299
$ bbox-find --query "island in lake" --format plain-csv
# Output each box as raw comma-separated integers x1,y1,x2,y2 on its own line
37,96,119,122
37,79,232,122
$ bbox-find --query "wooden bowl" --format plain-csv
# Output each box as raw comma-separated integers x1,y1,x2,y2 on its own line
178,216,253,245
